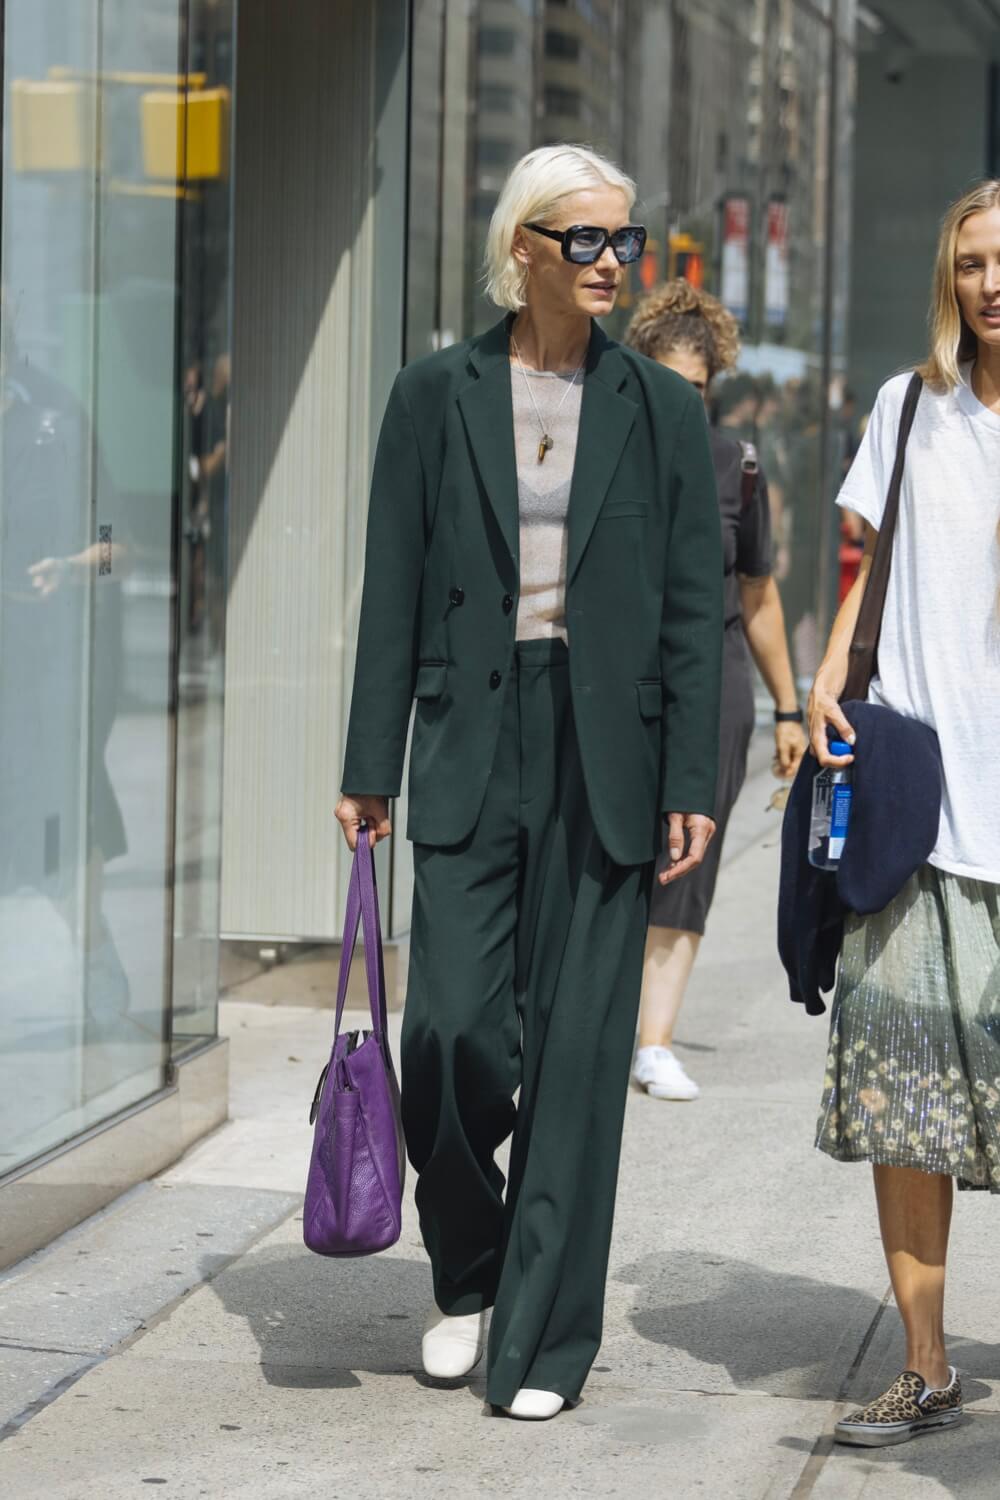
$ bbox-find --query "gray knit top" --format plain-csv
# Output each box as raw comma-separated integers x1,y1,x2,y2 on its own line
510,364,583,643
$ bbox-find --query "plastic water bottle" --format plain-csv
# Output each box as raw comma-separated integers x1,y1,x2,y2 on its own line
808,742,854,870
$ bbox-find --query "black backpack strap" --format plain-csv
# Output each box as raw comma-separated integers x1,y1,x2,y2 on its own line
739,440,759,510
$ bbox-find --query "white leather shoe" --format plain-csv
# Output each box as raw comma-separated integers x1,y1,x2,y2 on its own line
421,1307,485,1378
504,1388,565,1420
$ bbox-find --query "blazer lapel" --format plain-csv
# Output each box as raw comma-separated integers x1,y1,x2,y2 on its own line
456,318,636,580
567,328,636,581
457,319,519,571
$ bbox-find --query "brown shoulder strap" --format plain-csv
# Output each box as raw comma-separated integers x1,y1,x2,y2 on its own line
841,371,922,703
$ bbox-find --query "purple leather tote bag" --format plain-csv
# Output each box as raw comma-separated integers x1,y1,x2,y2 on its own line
303,831,404,1256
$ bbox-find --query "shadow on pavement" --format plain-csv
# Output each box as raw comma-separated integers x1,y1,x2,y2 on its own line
202,1242,433,1389
616,1249,996,1402
615,1250,885,1394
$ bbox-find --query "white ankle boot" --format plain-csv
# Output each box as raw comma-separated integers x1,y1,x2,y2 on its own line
421,1306,485,1378
505,1388,565,1420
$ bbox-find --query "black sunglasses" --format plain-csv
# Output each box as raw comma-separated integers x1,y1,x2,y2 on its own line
524,222,647,266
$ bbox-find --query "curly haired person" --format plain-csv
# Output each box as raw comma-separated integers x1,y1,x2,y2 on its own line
625,281,805,1101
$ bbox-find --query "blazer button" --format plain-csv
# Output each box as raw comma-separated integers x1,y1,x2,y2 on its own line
502,593,513,614
449,587,465,607
489,670,502,690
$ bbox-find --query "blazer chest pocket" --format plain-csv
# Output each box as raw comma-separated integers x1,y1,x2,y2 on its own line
636,680,663,720
414,661,447,701
601,498,648,520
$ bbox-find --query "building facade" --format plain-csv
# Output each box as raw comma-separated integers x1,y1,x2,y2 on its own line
2,0,997,1262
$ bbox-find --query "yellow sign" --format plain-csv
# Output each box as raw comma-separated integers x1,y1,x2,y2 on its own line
11,75,229,182
142,89,231,181
11,81,95,172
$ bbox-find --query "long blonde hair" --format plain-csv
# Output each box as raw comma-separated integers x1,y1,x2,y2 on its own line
919,179,1000,390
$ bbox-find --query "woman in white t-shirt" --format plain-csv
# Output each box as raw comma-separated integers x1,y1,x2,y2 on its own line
808,179,1000,1449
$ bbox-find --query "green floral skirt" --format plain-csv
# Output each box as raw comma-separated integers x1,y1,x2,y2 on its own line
816,864,1000,1191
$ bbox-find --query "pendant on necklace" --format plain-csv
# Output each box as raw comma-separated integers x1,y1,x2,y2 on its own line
537,434,553,463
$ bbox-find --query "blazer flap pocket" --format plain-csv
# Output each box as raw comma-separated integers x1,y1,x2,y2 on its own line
636,679,663,720
602,498,649,520
414,661,447,701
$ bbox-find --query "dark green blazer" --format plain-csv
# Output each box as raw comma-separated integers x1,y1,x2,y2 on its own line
341,315,723,867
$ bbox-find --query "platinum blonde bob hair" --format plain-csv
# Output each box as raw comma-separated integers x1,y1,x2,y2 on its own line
484,144,637,312
920,178,1000,390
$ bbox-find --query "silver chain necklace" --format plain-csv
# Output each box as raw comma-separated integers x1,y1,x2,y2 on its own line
511,337,583,463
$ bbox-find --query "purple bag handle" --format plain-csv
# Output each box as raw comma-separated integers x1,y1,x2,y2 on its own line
333,826,388,1043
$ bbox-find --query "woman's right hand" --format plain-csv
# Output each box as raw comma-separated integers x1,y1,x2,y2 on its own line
807,670,856,769
335,795,392,850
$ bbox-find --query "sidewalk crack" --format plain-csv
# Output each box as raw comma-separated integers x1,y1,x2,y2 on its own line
0,1337,91,1357
785,1285,892,1500
0,1362,99,1443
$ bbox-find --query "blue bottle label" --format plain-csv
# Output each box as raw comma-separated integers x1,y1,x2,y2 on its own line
828,783,852,859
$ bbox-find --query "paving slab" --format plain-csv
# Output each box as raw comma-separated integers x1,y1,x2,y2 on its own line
0,1183,299,1359
159,1116,314,1194
160,1003,338,1193
0,1356,830,1500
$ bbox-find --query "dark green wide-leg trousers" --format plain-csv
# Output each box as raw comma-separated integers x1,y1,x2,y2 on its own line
401,638,652,1407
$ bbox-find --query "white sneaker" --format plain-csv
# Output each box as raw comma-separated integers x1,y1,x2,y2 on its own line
504,1388,565,1420
421,1306,485,1378
632,1045,700,1101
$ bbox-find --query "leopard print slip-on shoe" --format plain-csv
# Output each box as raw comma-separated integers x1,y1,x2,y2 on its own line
835,1368,963,1447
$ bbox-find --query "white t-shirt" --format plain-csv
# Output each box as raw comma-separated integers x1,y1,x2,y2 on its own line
837,366,1000,884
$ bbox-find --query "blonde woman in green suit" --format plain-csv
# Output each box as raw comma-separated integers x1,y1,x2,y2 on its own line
335,145,724,1420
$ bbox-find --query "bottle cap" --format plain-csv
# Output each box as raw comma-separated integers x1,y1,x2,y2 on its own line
828,740,853,757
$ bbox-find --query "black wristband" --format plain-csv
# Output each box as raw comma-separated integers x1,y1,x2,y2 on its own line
774,708,804,724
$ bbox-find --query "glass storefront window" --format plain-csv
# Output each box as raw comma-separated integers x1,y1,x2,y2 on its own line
0,0,234,1177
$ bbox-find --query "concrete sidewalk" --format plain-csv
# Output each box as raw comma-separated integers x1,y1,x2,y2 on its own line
1,753,998,1498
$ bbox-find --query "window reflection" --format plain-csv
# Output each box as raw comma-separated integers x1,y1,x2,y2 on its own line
172,0,234,1058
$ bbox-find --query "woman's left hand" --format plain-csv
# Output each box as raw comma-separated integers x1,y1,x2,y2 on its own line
659,813,716,885
773,720,807,780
